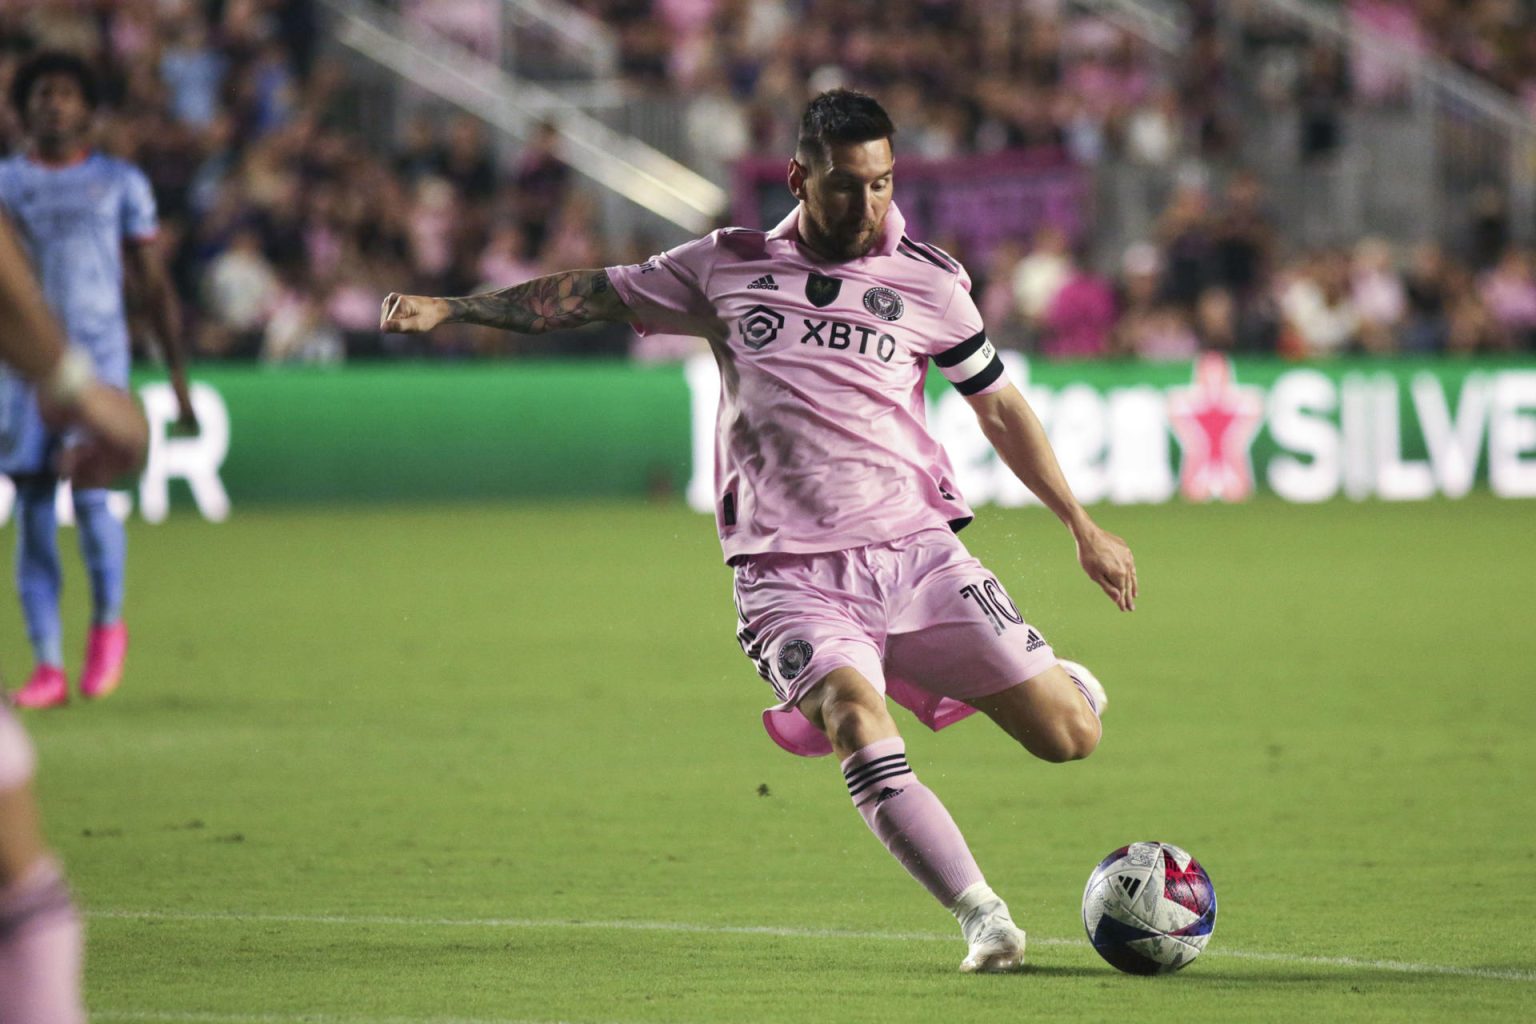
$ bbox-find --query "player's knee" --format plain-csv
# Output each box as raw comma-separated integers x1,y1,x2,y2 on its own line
821,692,894,752
802,671,895,753
1063,707,1103,761
72,487,109,510
1035,709,1101,763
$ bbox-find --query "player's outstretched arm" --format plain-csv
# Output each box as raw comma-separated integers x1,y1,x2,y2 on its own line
967,383,1138,612
380,269,635,335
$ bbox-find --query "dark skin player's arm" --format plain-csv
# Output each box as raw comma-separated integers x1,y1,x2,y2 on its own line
380,269,635,335
125,238,197,428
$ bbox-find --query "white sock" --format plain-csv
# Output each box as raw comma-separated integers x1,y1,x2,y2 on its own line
951,881,1010,942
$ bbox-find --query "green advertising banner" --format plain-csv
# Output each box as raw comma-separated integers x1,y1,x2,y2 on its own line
164,362,693,503
2,355,1529,522
34,363,698,522
900,352,1536,511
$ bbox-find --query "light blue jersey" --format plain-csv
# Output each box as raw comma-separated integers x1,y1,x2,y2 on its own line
0,152,157,474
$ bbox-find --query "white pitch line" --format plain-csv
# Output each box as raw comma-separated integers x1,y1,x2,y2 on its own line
89,908,961,944
1206,947,1536,983
88,908,1536,984
93,1013,630,1024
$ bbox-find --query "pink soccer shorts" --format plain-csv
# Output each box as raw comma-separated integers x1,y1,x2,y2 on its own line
731,526,1059,756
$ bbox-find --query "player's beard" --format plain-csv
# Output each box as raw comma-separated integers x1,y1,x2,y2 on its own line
842,221,881,259
807,207,884,261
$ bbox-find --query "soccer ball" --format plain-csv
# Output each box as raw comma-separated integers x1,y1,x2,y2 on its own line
1082,841,1216,974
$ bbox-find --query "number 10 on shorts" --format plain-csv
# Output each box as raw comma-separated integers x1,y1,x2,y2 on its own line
959,579,1026,636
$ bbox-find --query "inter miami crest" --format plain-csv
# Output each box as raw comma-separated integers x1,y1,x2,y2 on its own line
777,639,814,681
805,273,842,308
863,287,904,321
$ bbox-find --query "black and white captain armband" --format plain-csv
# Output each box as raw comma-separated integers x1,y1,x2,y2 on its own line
933,331,1006,396
43,346,96,407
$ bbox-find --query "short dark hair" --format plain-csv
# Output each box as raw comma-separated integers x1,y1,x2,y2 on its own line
9,51,100,118
796,89,895,167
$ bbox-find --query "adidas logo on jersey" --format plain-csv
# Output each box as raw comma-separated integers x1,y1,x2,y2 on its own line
747,274,778,290
1026,630,1046,652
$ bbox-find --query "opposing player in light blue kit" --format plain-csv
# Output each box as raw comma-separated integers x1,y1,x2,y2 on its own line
1,52,196,708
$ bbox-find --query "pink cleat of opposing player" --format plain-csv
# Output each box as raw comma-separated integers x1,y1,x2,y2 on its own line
79,623,128,700
12,665,68,709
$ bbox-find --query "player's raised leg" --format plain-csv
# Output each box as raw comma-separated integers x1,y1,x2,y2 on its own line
11,475,67,709
967,660,1105,764
73,486,128,698
0,705,85,1024
798,667,1026,973
879,535,1105,764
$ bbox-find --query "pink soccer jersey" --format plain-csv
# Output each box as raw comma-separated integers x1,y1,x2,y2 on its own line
608,203,1009,561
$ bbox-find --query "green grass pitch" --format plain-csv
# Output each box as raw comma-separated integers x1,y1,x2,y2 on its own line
7,494,1535,1023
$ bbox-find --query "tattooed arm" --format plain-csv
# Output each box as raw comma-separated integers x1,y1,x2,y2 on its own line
379,269,634,335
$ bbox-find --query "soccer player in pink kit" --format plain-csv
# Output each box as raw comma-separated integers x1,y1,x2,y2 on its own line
0,211,149,1022
382,90,1136,973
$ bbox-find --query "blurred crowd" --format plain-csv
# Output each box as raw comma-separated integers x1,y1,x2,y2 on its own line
0,0,640,363
585,0,1536,360
973,175,1536,361
593,0,1536,167
0,0,1532,364
1348,0,1536,109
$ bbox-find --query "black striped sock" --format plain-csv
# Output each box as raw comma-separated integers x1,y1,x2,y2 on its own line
842,738,917,806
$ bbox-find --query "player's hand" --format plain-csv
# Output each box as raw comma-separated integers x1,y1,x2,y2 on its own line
1075,523,1138,612
173,382,200,434
54,383,150,489
380,293,450,333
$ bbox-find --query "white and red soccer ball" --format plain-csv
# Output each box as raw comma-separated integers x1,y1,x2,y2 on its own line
1082,841,1217,974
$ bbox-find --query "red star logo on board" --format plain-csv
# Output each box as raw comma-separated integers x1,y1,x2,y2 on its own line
1167,354,1265,502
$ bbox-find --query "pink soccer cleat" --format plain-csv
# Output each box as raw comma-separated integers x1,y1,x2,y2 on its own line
12,665,68,709
79,623,128,700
